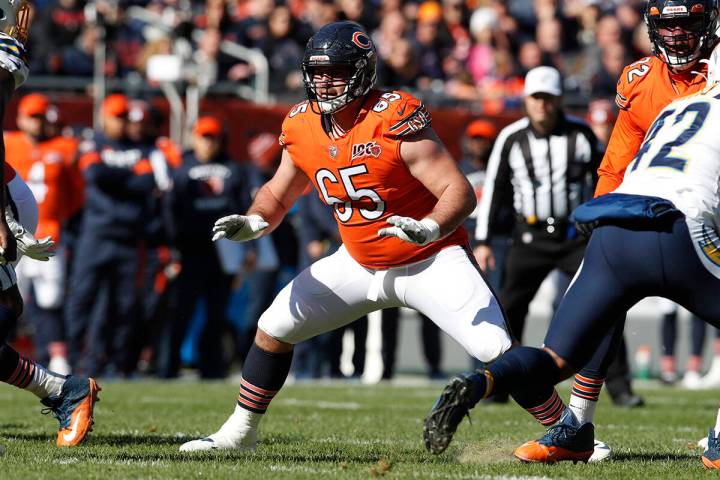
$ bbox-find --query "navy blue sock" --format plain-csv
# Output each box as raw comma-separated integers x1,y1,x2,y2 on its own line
0,342,20,382
0,303,16,342
237,343,293,414
468,346,562,406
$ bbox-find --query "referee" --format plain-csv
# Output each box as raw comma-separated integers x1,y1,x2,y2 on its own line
474,66,600,341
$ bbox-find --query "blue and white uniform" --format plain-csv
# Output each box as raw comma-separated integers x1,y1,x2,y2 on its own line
545,81,720,368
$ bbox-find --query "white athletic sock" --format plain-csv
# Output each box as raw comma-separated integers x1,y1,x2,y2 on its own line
714,408,720,438
25,362,66,399
211,404,262,447
569,393,598,426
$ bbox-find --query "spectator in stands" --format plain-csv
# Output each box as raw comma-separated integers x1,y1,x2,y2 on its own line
337,0,378,32
518,41,543,76
591,42,628,100
301,0,338,32
372,10,407,63
66,94,158,377
59,23,99,77
262,5,306,95
158,116,249,378
412,1,453,91
6,94,82,375
615,2,643,47
466,7,497,86
376,38,419,90
194,0,234,34
535,17,565,70
233,0,275,49
28,0,85,74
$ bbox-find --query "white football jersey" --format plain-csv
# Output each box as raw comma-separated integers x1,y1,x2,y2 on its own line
615,84,720,276
0,32,27,89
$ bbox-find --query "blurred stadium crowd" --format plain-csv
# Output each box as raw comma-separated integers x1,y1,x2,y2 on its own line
26,0,647,108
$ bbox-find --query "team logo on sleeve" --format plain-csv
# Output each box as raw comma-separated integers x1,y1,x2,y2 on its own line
351,141,382,160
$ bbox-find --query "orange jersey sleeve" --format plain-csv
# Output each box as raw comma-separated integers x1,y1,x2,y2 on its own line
595,56,706,197
281,90,466,269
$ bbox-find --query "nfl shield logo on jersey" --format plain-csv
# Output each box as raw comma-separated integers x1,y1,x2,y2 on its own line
329,145,338,158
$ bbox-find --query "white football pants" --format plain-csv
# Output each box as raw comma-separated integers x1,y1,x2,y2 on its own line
258,244,512,363
0,175,38,291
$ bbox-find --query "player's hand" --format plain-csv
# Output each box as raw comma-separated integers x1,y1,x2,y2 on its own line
5,206,54,261
473,245,495,272
377,215,440,246
0,32,29,89
212,214,269,242
575,220,599,238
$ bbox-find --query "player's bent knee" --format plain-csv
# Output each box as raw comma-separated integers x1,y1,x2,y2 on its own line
469,327,513,363
0,286,23,319
255,328,293,354
542,346,574,379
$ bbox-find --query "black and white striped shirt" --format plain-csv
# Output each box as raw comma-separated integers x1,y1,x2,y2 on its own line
475,114,600,243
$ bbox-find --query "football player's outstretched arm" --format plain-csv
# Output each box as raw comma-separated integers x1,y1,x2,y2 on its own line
212,148,310,242
400,127,476,238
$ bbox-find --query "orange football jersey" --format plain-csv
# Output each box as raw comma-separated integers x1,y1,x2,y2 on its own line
595,56,706,197
281,89,468,269
5,131,83,241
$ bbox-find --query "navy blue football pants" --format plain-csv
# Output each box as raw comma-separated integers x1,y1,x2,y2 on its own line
545,217,720,370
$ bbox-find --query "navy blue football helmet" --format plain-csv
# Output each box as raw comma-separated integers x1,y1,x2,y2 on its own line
645,0,719,70
301,21,377,114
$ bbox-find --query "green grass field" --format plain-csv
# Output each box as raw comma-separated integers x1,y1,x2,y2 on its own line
0,380,717,479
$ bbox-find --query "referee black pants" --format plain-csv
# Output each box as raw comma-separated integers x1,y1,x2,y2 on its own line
500,228,635,399
500,231,586,340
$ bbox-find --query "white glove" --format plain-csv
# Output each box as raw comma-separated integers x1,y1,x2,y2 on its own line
4,206,55,261
0,32,28,89
377,215,440,245
212,214,269,242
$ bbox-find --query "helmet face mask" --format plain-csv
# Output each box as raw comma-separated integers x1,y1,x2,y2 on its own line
302,22,377,114
646,0,720,70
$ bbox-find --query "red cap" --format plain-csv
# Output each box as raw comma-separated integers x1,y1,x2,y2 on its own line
465,119,497,139
103,93,129,117
193,116,223,137
586,99,616,126
18,93,50,117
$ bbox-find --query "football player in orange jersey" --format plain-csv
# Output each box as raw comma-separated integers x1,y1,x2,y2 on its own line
179,21,513,453
511,0,720,464
0,3,99,448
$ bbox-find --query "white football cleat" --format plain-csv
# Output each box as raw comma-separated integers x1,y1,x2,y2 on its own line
682,371,704,390
700,436,709,450
180,407,260,452
589,439,613,462
179,432,256,452
699,358,720,389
